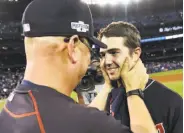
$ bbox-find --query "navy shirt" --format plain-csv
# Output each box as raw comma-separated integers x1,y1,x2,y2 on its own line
0,80,132,133
106,79,183,133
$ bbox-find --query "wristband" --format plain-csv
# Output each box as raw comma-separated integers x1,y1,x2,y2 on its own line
126,89,144,100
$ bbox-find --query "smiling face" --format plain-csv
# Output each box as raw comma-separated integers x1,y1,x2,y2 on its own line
98,22,142,81
100,37,132,81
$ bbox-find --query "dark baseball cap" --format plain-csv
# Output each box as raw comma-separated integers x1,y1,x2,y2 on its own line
22,0,107,48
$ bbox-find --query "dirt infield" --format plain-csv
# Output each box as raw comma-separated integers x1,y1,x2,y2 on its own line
151,74,183,82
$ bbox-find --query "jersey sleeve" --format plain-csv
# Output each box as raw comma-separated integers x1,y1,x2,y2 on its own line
169,95,183,133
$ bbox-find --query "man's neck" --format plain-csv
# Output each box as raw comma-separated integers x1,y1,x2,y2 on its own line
117,77,149,90
117,79,123,88
24,63,78,97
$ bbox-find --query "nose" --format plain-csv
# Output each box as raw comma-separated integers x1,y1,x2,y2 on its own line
105,54,113,68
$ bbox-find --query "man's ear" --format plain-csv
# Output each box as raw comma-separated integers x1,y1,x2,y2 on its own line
67,35,79,64
132,47,141,62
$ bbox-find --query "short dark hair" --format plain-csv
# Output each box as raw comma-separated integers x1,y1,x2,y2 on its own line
98,21,141,52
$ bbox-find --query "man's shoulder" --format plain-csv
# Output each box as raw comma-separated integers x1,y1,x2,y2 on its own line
50,103,131,133
145,79,182,99
144,79,182,107
144,79,183,133
58,102,115,123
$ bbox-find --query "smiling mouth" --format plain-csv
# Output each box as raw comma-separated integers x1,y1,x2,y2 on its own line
107,68,118,74
107,67,118,70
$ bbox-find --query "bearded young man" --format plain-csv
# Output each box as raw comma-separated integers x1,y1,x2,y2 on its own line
90,21,183,133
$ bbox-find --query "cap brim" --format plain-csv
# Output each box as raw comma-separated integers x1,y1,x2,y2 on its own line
88,37,107,48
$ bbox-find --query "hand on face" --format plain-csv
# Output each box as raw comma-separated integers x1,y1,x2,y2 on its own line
120,58,149,92
100,36,142,89
100,58,112,89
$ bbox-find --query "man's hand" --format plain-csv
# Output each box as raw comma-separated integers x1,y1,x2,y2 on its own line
121,58,157,133
88,58,112,110
120,58,149,92
100,58,112,90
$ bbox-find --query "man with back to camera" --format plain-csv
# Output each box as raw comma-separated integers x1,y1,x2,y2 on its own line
89,21,183,133
0,0,157,133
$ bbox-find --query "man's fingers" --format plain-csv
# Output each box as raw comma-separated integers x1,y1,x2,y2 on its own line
134,59,143,69
121,57,129,76
100,58,108,76
121,57,129,79
99,58,111,85
141,73,149,89
129,59,141,72
132,59,145,74
100,58,105,69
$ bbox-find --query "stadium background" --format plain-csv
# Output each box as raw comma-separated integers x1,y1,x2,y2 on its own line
0,0,183,109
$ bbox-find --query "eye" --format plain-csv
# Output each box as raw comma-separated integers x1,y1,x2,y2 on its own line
109,51,119,56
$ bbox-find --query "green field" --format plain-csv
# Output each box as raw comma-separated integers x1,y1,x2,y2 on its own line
0,100,5,111
0,69,183,111
150,69,183,97
150,69,183,76
163,81,183,97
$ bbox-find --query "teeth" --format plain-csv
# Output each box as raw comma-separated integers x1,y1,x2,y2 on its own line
109,68,116,72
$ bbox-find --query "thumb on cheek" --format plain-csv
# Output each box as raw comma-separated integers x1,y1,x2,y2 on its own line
121,57,130,73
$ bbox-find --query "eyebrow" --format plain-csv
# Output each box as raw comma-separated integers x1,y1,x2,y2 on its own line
100,48,120,54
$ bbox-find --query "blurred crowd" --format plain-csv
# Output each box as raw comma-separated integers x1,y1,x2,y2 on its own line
0,69,24,99
94,11,182,30
145,61,183,73
0,61,183,99
0,11,182,38
0,21,21,34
